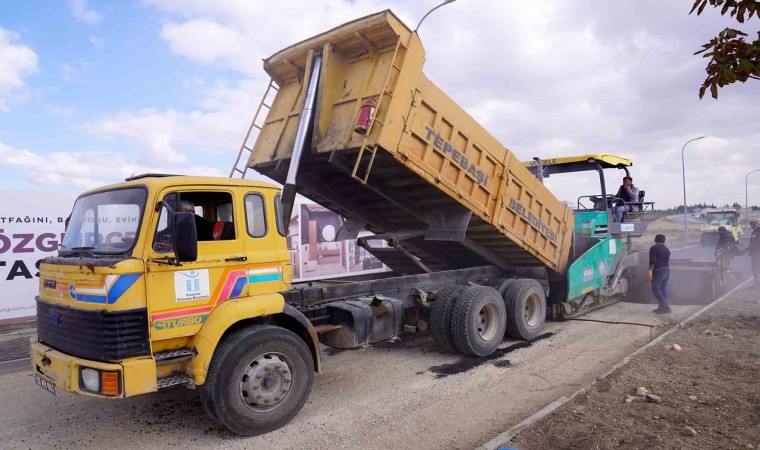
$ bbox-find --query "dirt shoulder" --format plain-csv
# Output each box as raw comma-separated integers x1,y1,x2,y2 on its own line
629,216,703,251
508,283,760,449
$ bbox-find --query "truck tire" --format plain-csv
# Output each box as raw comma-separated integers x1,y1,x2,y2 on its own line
198,325,314,436
486,277,517,297
430,286,464,353
504,279,547,340
450,286,507,357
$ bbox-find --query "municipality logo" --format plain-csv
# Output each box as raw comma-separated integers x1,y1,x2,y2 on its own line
181,270,201,293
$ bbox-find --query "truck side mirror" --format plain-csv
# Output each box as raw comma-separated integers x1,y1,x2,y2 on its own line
173,212,198,262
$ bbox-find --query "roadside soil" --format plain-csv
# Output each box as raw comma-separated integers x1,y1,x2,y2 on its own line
510,283,760,450
630,217,703,251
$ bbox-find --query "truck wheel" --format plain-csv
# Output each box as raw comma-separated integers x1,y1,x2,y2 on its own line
504,279,546,340
430,286,464,353
487,277,517,297
198,325,314,436
450,286,507,357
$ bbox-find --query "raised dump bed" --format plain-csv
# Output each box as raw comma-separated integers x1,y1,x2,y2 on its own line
248,10,573,277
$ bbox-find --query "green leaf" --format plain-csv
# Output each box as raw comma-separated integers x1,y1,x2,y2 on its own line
698,0,708,15
710,82,719,98
699,85,708,98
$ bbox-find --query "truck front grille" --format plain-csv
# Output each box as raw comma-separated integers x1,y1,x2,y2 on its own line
36,299,150,361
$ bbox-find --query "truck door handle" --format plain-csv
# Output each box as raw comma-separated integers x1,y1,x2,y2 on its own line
225,256,248,262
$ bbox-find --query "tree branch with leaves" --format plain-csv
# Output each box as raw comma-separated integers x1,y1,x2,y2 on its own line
691,0,760,98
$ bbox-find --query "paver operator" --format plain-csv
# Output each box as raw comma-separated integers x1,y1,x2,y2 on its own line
614,176,639,223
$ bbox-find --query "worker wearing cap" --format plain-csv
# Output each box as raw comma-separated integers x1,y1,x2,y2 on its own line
744,219,760,286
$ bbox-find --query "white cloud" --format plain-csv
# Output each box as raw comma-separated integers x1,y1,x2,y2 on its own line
78,77,267,168
0,141,223,191
89,36,105,48
68,0,102,25
116,1,759,209
147,0,399,75
45,104,76,118
60,64,85,82
161,20,255,73
0,28,38,111
79,109,187,165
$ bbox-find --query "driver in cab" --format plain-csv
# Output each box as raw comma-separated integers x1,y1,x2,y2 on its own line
179,200,213,241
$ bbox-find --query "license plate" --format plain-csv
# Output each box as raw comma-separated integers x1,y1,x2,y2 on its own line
35,374,56,395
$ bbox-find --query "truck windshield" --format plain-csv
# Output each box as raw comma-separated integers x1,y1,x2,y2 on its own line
60,187,147,256
705,212,736,226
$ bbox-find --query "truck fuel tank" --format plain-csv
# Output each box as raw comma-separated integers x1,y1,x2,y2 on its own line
319,295,404,349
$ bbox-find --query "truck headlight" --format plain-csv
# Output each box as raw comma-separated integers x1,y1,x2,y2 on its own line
81,368,100,392
78,367,121,396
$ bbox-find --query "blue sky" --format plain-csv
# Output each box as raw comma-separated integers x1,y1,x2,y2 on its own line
1,0,758,208
1,1,238,189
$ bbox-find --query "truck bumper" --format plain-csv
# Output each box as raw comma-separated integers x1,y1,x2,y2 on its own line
30,338,157,398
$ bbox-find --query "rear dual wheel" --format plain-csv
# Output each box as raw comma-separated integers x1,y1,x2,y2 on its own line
450,286,507,357
430,286,465,353
503,279,547,340
431,285,507,357
430,279,547,356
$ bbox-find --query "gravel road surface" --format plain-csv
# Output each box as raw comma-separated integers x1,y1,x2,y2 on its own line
1,302,704,450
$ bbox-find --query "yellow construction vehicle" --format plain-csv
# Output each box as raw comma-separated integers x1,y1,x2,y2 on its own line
700,207,742,246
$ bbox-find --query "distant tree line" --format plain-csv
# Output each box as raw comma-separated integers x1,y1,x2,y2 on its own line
663,203,760,214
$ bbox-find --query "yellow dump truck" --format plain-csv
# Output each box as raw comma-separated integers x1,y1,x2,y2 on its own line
33,10,722,436
699,207,742,246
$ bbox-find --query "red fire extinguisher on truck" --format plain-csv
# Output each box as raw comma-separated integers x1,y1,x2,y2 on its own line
354,97,378,135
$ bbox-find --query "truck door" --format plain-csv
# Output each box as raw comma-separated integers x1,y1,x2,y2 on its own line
239,189,291,295
146,188,247,339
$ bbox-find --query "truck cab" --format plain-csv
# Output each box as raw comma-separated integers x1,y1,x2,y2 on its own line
32,175,320,435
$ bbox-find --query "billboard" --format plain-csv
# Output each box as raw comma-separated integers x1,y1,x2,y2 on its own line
0,192,74,322
288,203,386,281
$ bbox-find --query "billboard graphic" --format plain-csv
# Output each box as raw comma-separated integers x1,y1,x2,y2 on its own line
0,192,74,322
289,203,386,281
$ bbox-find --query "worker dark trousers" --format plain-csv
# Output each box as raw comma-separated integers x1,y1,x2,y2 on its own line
651,267,670,309
752,254,760,285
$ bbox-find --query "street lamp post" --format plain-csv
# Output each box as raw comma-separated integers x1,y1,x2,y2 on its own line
746,169,760,227
415,0,457,32
681,136,706,238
